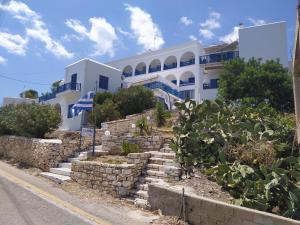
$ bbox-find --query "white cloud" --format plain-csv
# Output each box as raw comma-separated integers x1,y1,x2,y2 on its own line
0,32,27,55
66,17,118,57
180,16,193,26
189,35,197,41
219,26,239,43
0,56,7,64
199,11,221,40
248,18,266,26
125,4,164,51
199,29,215,39
0,0,73,58
117,27,134,38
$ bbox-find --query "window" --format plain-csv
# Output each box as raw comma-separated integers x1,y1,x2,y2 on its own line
180,90,195,99
99,75,109,90
67,104,74,118
203,79,219,89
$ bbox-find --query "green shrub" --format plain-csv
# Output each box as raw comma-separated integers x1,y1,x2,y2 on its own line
88,99,121,127
94,92,113,105
136,116,152,136
122,141,140,155
218,58,294,112
0,104,61,138
154,102,171,127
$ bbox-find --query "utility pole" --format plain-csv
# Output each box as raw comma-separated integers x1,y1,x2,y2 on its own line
293,1,300,143
92,80,97,156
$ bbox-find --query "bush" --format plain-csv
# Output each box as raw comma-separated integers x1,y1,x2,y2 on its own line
122,141,140,155
171,99,300,218
89,99,121,127
154,102,171,127
136,116,152,136
113,86,155,117
0,104,61,138
94,92,113,105
218,58,294,112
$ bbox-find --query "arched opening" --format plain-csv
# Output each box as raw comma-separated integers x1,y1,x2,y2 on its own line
122,65,133,77
135,62,147,76
149,59,161,73
180,52,195,67
165,74,177,85
163,56,177,70
179,71,195,86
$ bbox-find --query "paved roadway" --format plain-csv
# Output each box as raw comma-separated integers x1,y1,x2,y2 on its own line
0,161,158,225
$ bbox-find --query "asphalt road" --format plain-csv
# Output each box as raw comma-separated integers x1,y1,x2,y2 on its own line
0,161,158,225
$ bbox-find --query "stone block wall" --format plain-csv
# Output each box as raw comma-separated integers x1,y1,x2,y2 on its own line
0,136,72,171
148,184,300,225
71,153,151,197
102,135,164,154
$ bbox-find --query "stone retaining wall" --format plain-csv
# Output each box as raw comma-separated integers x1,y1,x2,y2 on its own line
102,135,164,154
148,184,300,225
0,136,74,171
71,153,151,197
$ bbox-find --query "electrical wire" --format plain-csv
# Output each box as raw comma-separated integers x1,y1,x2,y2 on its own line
0,74,51,86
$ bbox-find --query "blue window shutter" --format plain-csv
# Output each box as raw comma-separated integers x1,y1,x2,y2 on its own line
210,79,219,89
99,75,109,90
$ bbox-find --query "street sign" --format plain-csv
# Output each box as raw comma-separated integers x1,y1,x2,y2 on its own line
81,128,94,137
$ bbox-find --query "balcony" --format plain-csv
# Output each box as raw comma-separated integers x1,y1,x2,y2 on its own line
199,51,239,65
56,82,81,94
163,63,177,70
180,59,195,67
135,69,146,76
179,77,195,86
122,72,132,77
149,66,161,73
39,92,56,102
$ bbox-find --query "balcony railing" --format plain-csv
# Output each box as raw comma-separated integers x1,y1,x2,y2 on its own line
163,62,177,70
143,81,183,99
199,51,239,65
56,82,81,94
180,59,195,67
135,69,146,76
149,66,161,73
39,92,56,102
122,72,132,77
180,78,195,86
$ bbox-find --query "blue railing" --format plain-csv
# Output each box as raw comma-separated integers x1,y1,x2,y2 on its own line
39,92,56,102
122,72,132,77
57,82,81,94
199,51,239,64
163,62,177,70
39,82,81,102
180,59,195,67
143,81,183,99
135,68,146,76
149,66,161,73
180,77,195,86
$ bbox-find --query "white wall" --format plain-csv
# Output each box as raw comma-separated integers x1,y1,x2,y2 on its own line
239,22,288,67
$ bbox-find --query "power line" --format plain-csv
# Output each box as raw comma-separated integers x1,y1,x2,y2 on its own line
0,74,51,86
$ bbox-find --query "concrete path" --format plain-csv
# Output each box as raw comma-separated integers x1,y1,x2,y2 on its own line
0,161,158,225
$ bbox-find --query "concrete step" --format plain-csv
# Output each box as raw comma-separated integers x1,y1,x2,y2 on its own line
49,167,71,176
149,157,176,166
134,198,149,209
146,164,165,172
149,152,176,160
134,190,148,200
68,157,80,163
160,147,174,153
40,172,71,184
58,163,72,169
144,170,165,178
139,176,163,184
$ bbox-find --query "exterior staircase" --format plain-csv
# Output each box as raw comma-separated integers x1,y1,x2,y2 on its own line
40,145,107,183
131,143,180,208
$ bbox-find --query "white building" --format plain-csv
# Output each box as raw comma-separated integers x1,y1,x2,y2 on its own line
10,21,288,131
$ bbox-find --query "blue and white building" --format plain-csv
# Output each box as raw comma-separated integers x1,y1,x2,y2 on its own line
28,21,288,130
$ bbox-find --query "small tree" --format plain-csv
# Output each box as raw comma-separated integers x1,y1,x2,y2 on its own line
218,58,294,112
154,101,171,127
20,89,38,99
51,80,62,92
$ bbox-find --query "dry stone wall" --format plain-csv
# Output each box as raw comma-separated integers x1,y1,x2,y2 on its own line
148,184,300,225
0,136,73,171
102,135,164,154
71,153,151,197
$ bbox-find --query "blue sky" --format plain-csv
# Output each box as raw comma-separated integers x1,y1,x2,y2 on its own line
0,0,298,103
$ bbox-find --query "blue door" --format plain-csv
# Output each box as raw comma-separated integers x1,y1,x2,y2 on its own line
71,74,77,90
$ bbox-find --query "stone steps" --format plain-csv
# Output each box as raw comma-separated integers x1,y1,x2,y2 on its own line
143,170,165,178
149,157,177,166
59,162,72,169
40,172,71,184
149,152,176,160
146,163,165,171
133,190,148,200
49,167,71,176
134,198,149,209
160,147,174,153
